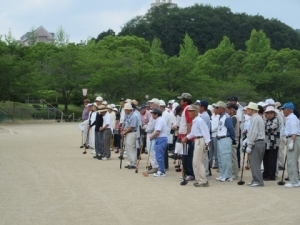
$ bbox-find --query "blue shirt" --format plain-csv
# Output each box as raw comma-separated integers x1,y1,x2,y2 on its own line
220,113,235,140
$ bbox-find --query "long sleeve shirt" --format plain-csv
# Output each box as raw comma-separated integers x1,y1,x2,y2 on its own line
247,113,265,148
186,116,211,144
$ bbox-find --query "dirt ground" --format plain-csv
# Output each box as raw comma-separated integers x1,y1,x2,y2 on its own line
0,123,299,225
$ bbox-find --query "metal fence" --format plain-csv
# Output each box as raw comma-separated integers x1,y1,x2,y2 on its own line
0,107,75,123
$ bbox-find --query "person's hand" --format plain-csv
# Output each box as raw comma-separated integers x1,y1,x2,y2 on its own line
181,137,187,144
121,131,126,136
232,139,237,145
246,147,252,153
150,136,154,141
205,144,209,151
288,140,294,151
100,127,104,131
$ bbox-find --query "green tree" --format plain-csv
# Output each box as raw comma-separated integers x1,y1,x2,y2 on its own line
246,29,271,53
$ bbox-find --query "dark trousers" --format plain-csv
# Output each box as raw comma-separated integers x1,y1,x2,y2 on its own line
237,128,241,168
263,149,278,180
114,133,121,148
142,132,147,153
182,141,194,177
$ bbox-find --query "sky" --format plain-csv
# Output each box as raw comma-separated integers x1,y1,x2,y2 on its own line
0,0,299,43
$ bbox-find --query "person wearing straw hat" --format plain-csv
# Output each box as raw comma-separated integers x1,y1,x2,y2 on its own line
245,102,266,187
214,101,235,182
121,102,139,169
150,109,168,177
100,106,112,160
281,102,300,188
263,106,280,181
182,105,211,187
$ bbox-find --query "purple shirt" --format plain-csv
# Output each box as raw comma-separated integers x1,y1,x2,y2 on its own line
82,108,89,120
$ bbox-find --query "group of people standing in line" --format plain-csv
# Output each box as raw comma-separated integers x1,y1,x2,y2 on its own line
79,93,300,188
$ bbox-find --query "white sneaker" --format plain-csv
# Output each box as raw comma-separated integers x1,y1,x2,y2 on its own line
215,177,223,181
285,183,299,188
220,177,233,182
153,171,166,177
102,157,108,160
206,176,211,180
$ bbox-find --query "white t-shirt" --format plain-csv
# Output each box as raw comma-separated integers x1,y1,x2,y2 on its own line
155,117,168,138
103,111,112,129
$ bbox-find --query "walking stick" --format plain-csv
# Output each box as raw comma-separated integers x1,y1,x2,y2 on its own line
278,155,287,185
142,141,152,177
135,139,144,173
238,147,246,185
119,136,125,169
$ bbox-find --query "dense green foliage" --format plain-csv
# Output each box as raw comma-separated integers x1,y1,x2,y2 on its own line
119,4,300,56
1,4,300,111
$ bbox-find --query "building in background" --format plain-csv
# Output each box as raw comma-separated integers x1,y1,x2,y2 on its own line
151,0,178,8
20,26,54,45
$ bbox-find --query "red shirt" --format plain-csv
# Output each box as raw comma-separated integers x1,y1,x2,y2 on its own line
178,103,193,139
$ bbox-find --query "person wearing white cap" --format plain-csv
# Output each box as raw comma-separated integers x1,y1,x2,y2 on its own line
121,103,139,169
168,100,175,112
263,106,280,181
281,102,300,188
90,104,104,160
145,98,160,173
245,102,266,187
95,96,103,106
107,105,116,152
159,99,173,170
214,101,235,182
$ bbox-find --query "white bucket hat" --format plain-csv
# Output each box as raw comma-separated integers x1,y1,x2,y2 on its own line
265,106,276,113
124,103,133,110
159,100,166,106
247,102,259,111
149,98,160,105
214,101,227,109
95,96,103,102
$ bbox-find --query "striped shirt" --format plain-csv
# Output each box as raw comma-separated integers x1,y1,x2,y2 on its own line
247,113,265,148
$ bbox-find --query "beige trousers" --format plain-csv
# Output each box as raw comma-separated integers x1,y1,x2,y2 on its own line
125,132,137,166
193,138,207,184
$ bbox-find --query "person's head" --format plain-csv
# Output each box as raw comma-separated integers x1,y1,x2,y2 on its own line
213,101,227,115
197,100,209,113
86,103,93,112
149,98,160,110
150,109,162,120
106,105,113,113
282,102,295,117
258,105,264,116
95,96,103,106
226,103,238,116
168,100,175,109
178,93,192,106
145,102,150,111
102,101,108,106
124,103,133,115
159,100,166,112
246,102,259,116
119,98,125,107
92,103,98,112
228,96,238,105
98,105,107,116
83,99,90,107
265,106,276,120
132,99,138,108
187,104,199,120
139,105,147,115
263,99,275,109
174,105,182,116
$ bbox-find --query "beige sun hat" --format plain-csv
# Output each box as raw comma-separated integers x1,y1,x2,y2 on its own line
106,104,113,110
149,98,160,105
214,101,227,108
159,100,166,106
187,104,198,111
124,103,133,110
247,102,259,111
98,105,107,113
265,106,277,113
132,99,138,106
125,99,132,103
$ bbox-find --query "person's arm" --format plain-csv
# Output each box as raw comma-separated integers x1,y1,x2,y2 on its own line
225,117,235,140
199,120,211,144
150,119,162,140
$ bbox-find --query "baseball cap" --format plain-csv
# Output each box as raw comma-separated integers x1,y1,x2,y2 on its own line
150,108,162,116
177,93,192,99
139,104,147,110
226,103,238,111
198,100,209,108
281,102,294,110
214,101,227,108
149,98,160,105
228,96,238,101
95,96,103,102
119,98,125,102
159,100,166,106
